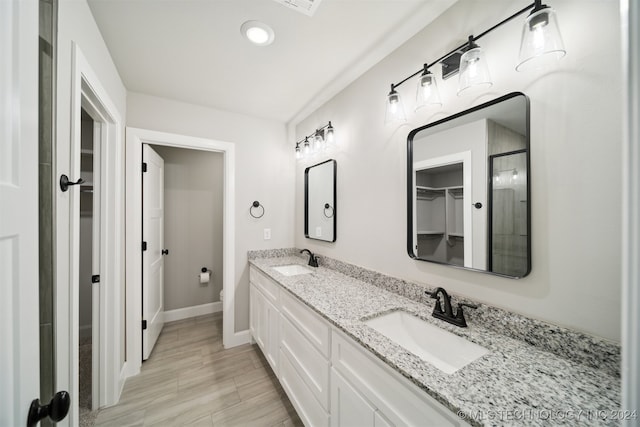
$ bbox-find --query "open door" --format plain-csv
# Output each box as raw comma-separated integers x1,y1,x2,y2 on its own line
142,144,165,360
0,0,66,424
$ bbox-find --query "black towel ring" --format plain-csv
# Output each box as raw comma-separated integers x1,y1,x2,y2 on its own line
323,203,334,218
250,201,265,218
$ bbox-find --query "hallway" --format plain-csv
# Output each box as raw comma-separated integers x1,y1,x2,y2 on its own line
92,313,302,426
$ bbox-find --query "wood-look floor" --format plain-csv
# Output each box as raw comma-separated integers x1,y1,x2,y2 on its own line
94,313,303,426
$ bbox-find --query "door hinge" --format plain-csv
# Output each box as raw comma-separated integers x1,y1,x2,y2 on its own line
142,162,147,173
142,241,147,251
91,275,100,283
142,320,147,330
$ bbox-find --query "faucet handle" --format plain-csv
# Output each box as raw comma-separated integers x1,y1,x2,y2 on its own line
426,288,444,299
458,302,477,310
455,302,477,320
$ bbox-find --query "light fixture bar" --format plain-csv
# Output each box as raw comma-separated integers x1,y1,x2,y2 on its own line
389,1,538,90
295,122,333,147
294,121,335,159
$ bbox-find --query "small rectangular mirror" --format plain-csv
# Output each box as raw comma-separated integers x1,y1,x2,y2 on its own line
407,92,530,278
305,159,336,242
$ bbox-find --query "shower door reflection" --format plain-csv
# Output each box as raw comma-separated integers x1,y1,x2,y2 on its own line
489,150,529,277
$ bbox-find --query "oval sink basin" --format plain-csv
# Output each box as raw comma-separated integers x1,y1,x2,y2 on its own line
272,264,314,276
364,311,489,374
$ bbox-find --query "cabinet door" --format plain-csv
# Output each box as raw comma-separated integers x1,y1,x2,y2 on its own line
250,284,279,375
250,284,266,350
264,295,279,375
331,368,376,427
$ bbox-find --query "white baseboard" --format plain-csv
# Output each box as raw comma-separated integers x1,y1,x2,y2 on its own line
164,301,222,323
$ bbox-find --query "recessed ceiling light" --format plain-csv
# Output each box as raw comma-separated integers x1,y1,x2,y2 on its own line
241,21,275,46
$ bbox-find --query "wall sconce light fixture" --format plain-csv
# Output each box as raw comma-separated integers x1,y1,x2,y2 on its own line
295,121,336,160
385,0,565,120
415,63,442,111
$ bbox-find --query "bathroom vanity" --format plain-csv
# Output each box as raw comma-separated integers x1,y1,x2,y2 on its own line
248,251,620,427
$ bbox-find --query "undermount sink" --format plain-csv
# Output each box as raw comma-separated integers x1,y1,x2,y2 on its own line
364,310,489,374
272,264,314,276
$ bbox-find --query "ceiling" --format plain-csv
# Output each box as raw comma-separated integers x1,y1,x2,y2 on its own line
88,0,456,124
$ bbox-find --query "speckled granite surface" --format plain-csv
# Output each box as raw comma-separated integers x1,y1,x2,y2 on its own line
248,253,621,427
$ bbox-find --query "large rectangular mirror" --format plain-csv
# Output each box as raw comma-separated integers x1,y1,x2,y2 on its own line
305,159,336,242
407,92,530,278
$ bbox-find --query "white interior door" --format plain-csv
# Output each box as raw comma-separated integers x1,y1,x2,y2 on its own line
142,144,165,360
0,0,40,423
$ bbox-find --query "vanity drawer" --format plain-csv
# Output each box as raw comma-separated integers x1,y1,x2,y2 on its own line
280,290,331,358
280,349,329,427
280,315,330,410
332,330,465,427
249,266,279,304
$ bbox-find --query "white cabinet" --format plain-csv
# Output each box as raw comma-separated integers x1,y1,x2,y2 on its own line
249,266,280,375
249,266,330,425
280,348,330,427
249,265,468,427
331,370,395,427
332,330,468,427
331,368,376,427
249,283,279,375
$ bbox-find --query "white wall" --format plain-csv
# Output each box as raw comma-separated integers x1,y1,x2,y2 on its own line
152,145,224,311
127,92,294,331
294,0,622,342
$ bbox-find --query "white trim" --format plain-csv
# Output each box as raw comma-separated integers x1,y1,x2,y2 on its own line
125,127,241,381
57,43,125,426
163,302,222,323
621,0,640,418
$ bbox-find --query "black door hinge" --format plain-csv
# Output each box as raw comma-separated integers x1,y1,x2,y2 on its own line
142,162,147,173
142,241,147,251
91,275,100,283
142,320,147,330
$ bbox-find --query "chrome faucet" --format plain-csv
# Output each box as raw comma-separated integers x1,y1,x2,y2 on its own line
300,249,319,267
426,287,477,328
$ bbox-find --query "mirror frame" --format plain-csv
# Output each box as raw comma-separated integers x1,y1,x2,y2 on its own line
406,92,531,278
305,159,337,242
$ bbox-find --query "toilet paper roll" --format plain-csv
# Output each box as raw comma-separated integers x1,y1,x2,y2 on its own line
199,271,210,284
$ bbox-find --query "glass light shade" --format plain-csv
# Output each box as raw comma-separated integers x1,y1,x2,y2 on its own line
303,138,311,156
384,89,406,124
415,72,442,110
516,7,566,71
325,124,335,146
295,144,302,159
315,132,325,151
457,47,492,96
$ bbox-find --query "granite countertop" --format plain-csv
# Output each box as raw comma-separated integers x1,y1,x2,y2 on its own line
249,255,621,427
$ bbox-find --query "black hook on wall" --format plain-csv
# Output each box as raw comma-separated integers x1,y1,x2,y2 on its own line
250,201,265,218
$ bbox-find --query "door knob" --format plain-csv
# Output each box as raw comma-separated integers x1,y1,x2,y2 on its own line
27,391,70,427
161,249,169,255
473,202,483,209
59,174,85,192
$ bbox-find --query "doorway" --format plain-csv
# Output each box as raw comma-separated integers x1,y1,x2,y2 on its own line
78,108,101,418
141,144,225,359
56,44,127,426
125,128,240,380
151,145,224,323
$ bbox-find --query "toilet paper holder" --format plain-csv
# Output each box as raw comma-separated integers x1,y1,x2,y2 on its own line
199,267,212,276
198,267,212,284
